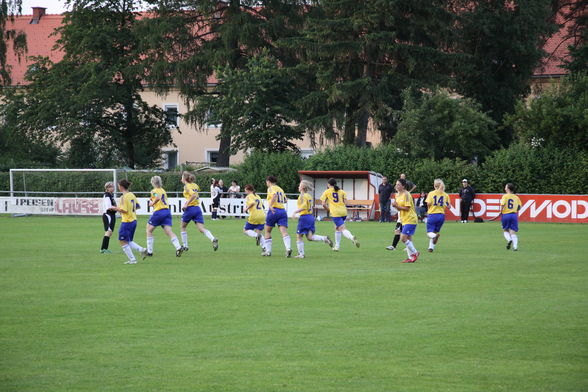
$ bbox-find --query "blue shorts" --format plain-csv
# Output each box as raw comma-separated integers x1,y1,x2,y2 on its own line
182,206,204,224
148,209,172,227
244,222,264,231
426,213,445,233
401,224,417,236
118,221,137,242
297,214,316,235
502,213,519,232
266,208,288,227
332,216,347,228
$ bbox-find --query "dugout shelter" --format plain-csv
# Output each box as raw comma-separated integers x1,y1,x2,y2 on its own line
298,170,383,221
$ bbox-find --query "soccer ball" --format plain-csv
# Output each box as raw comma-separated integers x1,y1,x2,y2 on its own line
317,216,322,221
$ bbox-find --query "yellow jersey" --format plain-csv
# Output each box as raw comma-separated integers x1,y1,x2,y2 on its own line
501,193,522,214
396,191,418,225
150,187,169,211
320,188,347,218
426,190,450,215
267,185,286,209
246,193,266,225
183,182,201,207
297,193,313,216
120,192,138,223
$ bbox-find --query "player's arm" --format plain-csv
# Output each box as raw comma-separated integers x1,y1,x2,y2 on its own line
268,193,277,213
149,192,161,207
113,197,128,213
183,190,197,211
245,199,255,213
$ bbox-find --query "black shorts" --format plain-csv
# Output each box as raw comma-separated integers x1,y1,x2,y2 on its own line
102,213,116,232
212,198,220,208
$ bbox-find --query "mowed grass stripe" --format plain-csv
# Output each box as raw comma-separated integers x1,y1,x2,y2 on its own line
0,215,586,392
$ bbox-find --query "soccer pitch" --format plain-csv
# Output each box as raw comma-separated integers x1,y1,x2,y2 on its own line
0,215,587,391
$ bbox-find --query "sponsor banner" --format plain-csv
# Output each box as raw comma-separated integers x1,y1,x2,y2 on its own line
0,197,298,218
2,194,587,223
444,194,588,223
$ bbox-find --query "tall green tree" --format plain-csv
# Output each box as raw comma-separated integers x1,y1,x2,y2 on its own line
453,0,556,141
0,0,26,86
394,88,497,161
138,0,305,166
560,0,587,73
191,52,305,154
7,0,174,168
291,0,456,145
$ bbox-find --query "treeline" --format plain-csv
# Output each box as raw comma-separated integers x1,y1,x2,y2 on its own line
2,144,587,195
2,0,586,170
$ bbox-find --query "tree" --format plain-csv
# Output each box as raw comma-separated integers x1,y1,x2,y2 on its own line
190,52,304,154
290,0,456,146
138,0,305,166
8,1,174,168
394,88,498,161
560,0,588,73
506,73,588,151
0,0,26,86
453,0,556,141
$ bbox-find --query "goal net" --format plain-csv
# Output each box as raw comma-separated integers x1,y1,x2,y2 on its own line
9,169,118,197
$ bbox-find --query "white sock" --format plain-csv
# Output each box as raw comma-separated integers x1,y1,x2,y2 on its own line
259,236,266,249
181,231,188,247
503,232,512,242
122,244,135,261
171,236,181,250
265,238,273,253
245,230,258,238
511,234,518,249
335,231,342,247
130,241,145,253
405,240,417,255
297,240,304,256
311,234,326,242
429,239,435,249
203,230,215,242
146,236,154,253
342,229,354,241
283,235,291,250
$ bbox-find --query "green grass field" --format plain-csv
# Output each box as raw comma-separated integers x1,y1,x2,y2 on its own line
0,215,587,392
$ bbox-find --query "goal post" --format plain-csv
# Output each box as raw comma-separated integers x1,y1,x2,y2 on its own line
9,168,118,197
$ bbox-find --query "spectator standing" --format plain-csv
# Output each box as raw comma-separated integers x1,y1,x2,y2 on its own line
459,179,475,223
378,176,394,222
210,179,222,220
400,173,417,193
218,179,228,219
228,180,241,198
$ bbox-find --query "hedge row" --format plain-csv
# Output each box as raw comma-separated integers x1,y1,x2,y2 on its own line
1,144,587,195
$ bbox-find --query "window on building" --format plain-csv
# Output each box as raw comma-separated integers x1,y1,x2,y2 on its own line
207,150,219,165
205,109,221,128
162,150,178,170
300,149,315,159
164,105,179,128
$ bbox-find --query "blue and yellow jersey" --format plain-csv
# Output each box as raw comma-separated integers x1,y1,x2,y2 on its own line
246,193,266,225
396,191,418,225
426,190,450,215
320,188,348,218
183,182,200,207
267,185,286,209
501,193,522,214
120,192,138,223
150,187,169,211
297,193,313,216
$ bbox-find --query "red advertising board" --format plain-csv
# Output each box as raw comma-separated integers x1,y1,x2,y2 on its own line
444,194,588,223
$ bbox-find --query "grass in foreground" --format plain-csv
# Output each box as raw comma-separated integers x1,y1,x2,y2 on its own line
0,215,587,392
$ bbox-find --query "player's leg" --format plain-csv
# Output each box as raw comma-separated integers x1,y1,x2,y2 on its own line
339,220,359,248
263,225,273,256
197,221,218,251
278,224,292,258
146,223,156,255
296,233,305,258
163,225,183,256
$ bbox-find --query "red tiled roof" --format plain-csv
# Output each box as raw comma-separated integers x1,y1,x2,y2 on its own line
5,13,64,86
533,24,572,77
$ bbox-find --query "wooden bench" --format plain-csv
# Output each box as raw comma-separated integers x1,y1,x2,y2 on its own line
314,199,374,221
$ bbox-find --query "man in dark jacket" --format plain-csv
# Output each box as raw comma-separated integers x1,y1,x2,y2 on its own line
378,176,395,222
459,179,475,223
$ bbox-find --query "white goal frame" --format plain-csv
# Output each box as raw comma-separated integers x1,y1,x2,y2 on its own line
9,168,117,197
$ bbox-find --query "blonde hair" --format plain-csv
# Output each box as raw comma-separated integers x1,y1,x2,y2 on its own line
104,181,114,190
434,178,445,192
300,180,313,193
182,171,195,183
151,175,163,188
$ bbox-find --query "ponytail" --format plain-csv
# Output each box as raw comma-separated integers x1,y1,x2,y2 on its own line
328,178,339,192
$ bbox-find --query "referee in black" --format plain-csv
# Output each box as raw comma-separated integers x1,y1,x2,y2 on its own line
100,182,117,253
